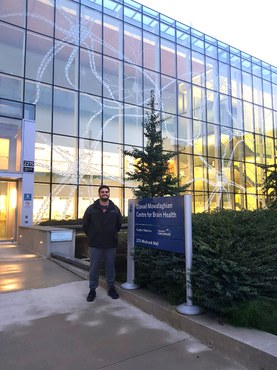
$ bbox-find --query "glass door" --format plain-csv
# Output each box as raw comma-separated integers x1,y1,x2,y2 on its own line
0,181,17,241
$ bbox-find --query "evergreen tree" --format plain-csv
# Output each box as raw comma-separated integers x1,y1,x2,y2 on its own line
124,90,188,198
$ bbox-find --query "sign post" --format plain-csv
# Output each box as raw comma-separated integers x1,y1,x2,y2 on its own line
121,199,140,290
176,195,203,315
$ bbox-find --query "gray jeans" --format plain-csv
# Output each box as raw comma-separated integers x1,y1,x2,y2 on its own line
89,247,116,290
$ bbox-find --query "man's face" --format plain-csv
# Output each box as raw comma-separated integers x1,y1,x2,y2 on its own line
99,188,110,201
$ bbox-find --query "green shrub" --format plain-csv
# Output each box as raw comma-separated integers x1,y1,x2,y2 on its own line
191,209,277,315
133,209,277,333
227,298,277,335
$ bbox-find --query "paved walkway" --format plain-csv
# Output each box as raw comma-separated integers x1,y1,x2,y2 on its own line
0,243,250,370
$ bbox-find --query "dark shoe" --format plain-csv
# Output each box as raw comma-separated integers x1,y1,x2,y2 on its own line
108,286,119,299
87,289,96,302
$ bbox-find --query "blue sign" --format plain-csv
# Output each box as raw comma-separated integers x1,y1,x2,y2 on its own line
134,196,185,253
24,193,32,201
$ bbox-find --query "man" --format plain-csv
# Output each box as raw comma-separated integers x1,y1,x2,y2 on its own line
83,185,122,302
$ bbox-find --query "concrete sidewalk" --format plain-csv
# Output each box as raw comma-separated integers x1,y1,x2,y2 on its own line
0,243,276,370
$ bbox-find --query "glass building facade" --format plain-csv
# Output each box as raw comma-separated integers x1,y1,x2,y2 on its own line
0,0,276,221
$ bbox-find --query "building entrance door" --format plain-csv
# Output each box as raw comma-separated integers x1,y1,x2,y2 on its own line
0,181,17,242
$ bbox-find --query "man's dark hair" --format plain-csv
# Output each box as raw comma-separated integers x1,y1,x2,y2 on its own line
98,185,110,194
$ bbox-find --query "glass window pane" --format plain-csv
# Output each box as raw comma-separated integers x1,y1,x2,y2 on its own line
192,86,206,120
0,0,26,27
207,90,219,124
124,6,141,27
0,74,23,101
242,71,252,102
52,135,78,184
193,120,206,156
103,15,123,59
25,82,52,132
55,0,79,43
34,132,51,183
273,84,277,111
160,22,175,41
220,94,231,128
124,63,143,105
143,32,160,71
218,62,230,94
254,105,264,134
27,0,54,36
103,56,123,101
231,67,242,99
142,14,159,34
79,94,102,140
33,183,50,223
207,123,220,158
265,137,275,166
179,153,193,189
54,40,79,89
53,88,78,136
232,98,243,130
178,82,192,118
244,133,255,163
253,76,263,105
177,45,191,82
80,49,102,96
103,142,123,187
233,132,244,161
192,52,205,87
26,32,53,84
0,23,24,76
161,39,176,77
206,58,218,90
162,115,177,151
79,138,102,186
178,117,192,153
255,134,265,164
124,104,143,146
264,108,273,137
243,101,253,132
221,126,232,160
103,0,123,19
263,80,272,109
143,70,160,105
124,24,142,65
81,7,102,53
78,185,96,219
51,184,77,220
103,99,123,144
161,76,176,114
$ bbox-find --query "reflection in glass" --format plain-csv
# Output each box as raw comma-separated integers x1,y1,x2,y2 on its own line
0,23,24,76
79,94,102,140
124,24,142,65
143,32,160,72
27,0,54,36
103,99,123,144
25,82,52,132
26,32,53,84
52,135,78,184
53,88,78,136
34,132,51,183
80,49,102,96
79,138,102,186
51,184,77,220
103,142,123,187
161,39,176,77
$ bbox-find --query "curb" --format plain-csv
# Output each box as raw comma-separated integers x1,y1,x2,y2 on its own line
51,256,277,370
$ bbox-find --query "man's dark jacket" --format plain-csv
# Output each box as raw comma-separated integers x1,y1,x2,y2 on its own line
82,199,122,249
